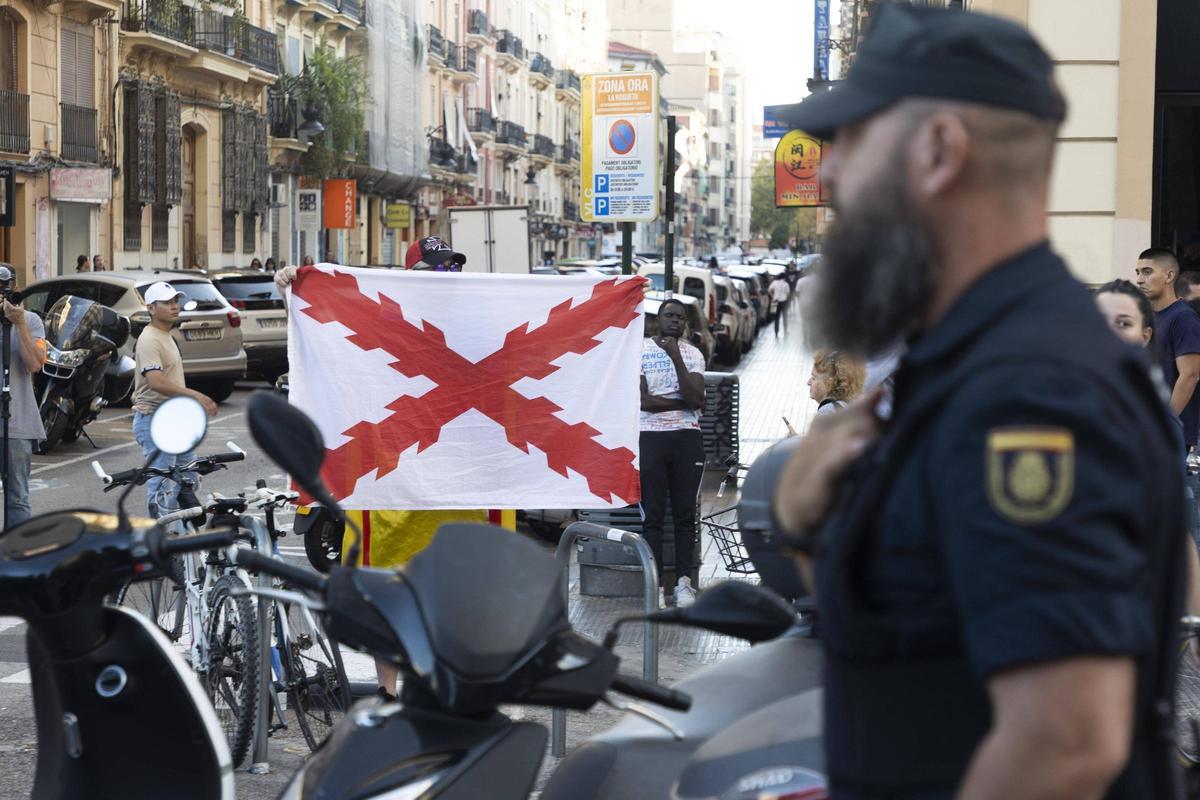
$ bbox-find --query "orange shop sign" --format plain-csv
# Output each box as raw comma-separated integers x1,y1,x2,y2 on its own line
774,130,826,208
323,179,356,228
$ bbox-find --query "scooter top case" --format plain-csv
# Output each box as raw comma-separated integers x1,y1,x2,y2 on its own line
539,633,823,800
672,690,825,800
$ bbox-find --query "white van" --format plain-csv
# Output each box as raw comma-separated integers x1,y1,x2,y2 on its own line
636,262,719,333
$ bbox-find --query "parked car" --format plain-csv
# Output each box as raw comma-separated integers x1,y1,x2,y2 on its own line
22,270,247,403
724,267,770,327
207,269,287,383
636,263,719,331
712,274,755,359
643,292,715,368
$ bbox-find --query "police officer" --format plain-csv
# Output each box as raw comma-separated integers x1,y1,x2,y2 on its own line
772,6,1185,799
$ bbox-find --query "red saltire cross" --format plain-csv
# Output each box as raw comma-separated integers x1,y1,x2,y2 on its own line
292,268,645,505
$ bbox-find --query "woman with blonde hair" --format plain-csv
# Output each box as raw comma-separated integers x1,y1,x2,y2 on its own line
808,350,865,415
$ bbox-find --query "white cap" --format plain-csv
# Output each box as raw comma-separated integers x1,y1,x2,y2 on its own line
143,281,185,305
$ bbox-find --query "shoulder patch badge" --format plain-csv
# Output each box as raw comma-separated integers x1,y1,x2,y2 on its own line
985,427,1074,525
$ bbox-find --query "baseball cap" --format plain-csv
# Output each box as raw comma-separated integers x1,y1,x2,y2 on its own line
0,265,13,283
404,236,467,270
779,4,1067,140
143,281,185,305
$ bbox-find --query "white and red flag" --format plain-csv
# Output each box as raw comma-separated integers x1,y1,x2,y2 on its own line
286,265,645,509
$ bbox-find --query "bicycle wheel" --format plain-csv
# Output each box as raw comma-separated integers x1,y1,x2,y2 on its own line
112,556,186,641
1177,632,1200,764
283,601,351,751
205,574,261,768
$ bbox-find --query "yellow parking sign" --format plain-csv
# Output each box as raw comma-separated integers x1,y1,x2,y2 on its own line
386,203,412,229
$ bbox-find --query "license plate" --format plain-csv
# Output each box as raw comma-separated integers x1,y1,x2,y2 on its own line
258,318,287,330
183,328,222,341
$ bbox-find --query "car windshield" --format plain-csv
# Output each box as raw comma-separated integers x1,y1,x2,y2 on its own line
139,280,226,311
211,276,282,302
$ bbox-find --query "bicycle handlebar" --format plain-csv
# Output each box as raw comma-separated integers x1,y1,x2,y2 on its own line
97,449,247,491
231,547,327,593
156,506,204,526
159,528,238,557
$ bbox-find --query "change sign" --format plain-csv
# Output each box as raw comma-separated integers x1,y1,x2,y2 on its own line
581,71,659,223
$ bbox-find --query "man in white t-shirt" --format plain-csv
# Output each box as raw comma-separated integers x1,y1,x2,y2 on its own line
769,274,792,337
640,298,707,607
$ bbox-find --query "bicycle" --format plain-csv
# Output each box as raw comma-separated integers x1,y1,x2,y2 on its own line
209,481,352,752
93,444,262,768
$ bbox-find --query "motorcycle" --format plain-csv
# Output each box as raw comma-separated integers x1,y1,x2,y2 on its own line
230,391,816,799
36,294,134,453
0,395,239,799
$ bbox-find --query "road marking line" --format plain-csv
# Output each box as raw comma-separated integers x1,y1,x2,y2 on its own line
0,668,29,684
0,617,23,635
30,410,246,476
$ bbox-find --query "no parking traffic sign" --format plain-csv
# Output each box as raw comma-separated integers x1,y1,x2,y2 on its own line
581,71,659,223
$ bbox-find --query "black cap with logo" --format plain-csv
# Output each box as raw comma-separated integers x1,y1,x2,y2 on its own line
781,3,1067,140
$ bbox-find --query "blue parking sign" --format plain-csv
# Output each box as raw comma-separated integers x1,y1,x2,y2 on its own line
594,174,609,194
594,197,610,216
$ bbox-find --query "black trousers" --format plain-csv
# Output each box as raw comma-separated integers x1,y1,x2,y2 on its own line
639,429,705,580
774,297,789,334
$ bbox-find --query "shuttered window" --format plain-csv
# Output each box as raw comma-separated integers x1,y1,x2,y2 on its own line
0,11,17,93
60,20,94,108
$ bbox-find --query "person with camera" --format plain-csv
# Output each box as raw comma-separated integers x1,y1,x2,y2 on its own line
0,265,46,527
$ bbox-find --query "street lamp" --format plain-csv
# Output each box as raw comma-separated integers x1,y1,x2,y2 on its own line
297,102,324,136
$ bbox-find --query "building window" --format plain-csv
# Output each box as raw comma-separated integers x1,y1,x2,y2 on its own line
1,10,18,92
243,212,256,254
60,19,94,109
222,210,237,253
124,203,142,251
151,205,169,251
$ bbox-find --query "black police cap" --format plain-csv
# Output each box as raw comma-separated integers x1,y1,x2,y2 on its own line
781,3,1067,140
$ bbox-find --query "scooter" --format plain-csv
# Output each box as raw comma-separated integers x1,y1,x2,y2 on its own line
229,391,810,799
36,294,134,453
0,396,239,799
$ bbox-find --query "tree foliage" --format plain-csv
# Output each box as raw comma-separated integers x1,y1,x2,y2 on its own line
750,157,818,251
295,44,366,180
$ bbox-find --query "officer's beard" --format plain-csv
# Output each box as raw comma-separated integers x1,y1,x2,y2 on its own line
803,167,939,359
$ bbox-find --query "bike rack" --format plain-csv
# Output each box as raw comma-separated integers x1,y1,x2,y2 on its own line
551,521,659,759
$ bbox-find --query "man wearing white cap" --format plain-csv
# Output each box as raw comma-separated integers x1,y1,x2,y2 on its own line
132,281,217,518
0,264,45,527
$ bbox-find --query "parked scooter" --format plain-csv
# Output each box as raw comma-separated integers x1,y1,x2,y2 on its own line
228,391,810,799
0,396,238,799
36,294,134,453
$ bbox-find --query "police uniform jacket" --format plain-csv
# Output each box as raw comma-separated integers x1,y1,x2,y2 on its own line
815,242,1187,799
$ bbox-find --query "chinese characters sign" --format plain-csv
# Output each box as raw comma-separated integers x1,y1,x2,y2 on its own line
774,130,825,208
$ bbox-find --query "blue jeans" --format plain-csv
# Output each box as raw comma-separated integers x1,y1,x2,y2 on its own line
3,438,34,528
133,411,197,519
1188,470,1200,551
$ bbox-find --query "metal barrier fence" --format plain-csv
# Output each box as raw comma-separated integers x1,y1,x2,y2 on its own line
551,521,659,758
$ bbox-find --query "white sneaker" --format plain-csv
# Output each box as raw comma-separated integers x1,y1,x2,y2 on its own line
673,576,696,608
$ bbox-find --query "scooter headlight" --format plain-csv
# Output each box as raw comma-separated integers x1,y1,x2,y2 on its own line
47,347,89,368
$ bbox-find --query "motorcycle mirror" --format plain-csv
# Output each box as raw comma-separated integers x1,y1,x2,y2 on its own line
248,391,363,566
183,300,198,312
149,396,208,455
646,581,796,643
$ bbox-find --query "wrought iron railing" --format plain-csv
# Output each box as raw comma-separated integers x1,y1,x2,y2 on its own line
192,9,227,52
495,29,522,60
192,11,277,72
459,45,476,74
495,120,526,148
530,133,555,158
556,69,580,93
444,40,460,71
427,24,445,60
61,103,98,163
563,200,579,221
239,23,278,72
267,86,297,138
339,0,361,22
467,9,488,37
0,90,30,154
466,107,494,134
530,52,554,78
122,0,193,44
557,137,579,162
429,137,457,168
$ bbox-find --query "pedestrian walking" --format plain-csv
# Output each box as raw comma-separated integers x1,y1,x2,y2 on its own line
0,265,45,527
92,254,106,272
132,282,218,518
75,255,89,273
640,298,706,607
807,350,864,416
769,273,791,336
773,5,1185,798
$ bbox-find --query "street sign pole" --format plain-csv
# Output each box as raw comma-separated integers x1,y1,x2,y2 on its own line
621,222,633,276
664,115,676,296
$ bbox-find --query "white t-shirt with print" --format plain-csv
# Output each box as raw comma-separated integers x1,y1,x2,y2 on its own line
640,338,705,432
769,278,791,303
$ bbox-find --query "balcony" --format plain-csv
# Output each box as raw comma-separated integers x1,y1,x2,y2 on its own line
529,52,553,89
61,103,98,163
338,0,361,24
553,137,578,174
429,138,475,184
122,0,197,58
427,24,445,66
0,91,30,155
495,29,523,71
555,69,581,102
493,120,526,158
563,200,579,221
528,133,554,167
447,45,477,82
466,107,495,142
466,9,489,47
267,86,297,139
189,10,278,80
